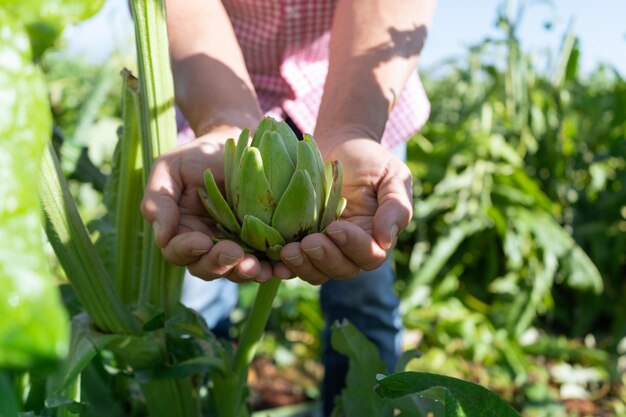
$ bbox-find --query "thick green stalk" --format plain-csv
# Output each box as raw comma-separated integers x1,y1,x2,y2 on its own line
113,70,144,304
210,279,281,417
128,2,197,415
233,279,281,378
130,0,183,313
39,147,141,336
141,378,200,417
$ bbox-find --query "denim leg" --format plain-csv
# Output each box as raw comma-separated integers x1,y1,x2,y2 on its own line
319,260,402,416
180,271,238,339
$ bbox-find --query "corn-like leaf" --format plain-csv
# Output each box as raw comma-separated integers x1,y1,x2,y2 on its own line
258,131,295,201
272,170,317,241
236,147,276,224
200,169,241,234
240,215,286,257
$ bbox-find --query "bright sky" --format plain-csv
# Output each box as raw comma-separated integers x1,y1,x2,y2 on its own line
63,0,626,77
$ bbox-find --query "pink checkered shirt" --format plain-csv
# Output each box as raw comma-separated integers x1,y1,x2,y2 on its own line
178,0,430,150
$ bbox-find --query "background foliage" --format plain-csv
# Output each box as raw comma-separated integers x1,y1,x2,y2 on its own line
2,1,625,416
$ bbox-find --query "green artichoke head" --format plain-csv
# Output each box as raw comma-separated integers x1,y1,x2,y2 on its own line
198,117,346,261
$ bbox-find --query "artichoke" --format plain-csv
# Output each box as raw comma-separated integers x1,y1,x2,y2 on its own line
198,117,346,261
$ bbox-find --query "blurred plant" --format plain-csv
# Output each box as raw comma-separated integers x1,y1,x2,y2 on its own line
394,1,625,415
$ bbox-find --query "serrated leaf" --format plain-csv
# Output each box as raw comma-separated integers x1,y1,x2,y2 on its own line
271,170,317,241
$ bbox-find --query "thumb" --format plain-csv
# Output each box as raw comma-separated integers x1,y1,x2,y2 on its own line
141,157,181,247
372,165,413,250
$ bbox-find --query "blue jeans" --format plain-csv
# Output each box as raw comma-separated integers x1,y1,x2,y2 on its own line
181,261,402,416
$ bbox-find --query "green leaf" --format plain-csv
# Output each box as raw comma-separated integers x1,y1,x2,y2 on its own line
296,139,323,219
271,170,317,241
229,128,251,207
240,215,286,257
375,372,521,417
330,321,393,417
236,147,276,224
223,137,236,207
319,161,343,231
0,9,68,368
258,130,295,202
0,0,106,59
251,118,299,165
0,372,19,417
46,314,126,398
40,146,141,336
200,168,241,234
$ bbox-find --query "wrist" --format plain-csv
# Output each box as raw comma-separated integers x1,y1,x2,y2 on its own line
313,123,381,159
193,110,262,137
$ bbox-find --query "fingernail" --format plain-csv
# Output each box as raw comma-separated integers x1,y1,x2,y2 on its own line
303,246,324,261
152,221,161,238
327,229,347,245
388,225,399,249
218,253,239,266
285,254,304,266
240,271,256,280
191,248,210,256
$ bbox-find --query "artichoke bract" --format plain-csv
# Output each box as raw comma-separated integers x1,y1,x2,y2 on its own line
198,117,346,261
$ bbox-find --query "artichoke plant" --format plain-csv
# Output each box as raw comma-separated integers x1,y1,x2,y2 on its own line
198,117,346,261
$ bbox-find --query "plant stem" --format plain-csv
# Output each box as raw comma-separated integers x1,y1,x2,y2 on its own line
113,70,144,304
141,378,200,417
39,147,141,336
233,278,282,386
130,0,183,314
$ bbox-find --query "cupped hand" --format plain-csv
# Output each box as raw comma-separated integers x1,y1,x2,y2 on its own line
274,138,413,285
140,127,274,283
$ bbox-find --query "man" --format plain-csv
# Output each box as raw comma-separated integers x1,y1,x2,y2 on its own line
141,0,435,414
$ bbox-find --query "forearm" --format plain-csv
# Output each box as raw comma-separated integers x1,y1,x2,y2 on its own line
165,0,262,134
315,0,436,155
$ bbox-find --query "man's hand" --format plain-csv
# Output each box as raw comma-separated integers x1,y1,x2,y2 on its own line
141,127,274,283
275,138,413,285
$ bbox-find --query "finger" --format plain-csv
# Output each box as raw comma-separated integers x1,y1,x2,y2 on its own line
227,254,266,283
251,260,274,283
324,220,388,271
161,232,214,266
280,242,329,286
372,163,413,250
187,240,245,281
141,156,182,247
300,233,360,279
273,262,296,280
